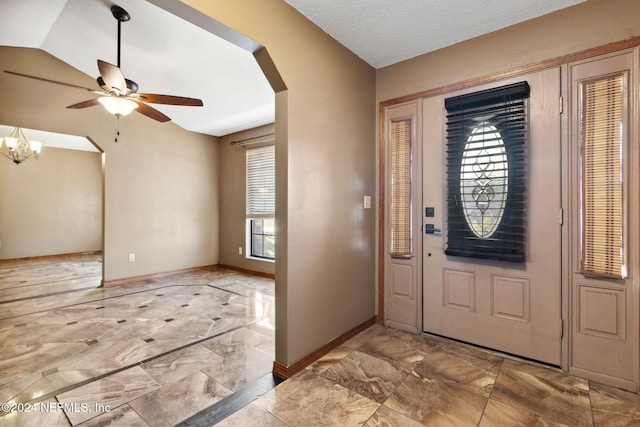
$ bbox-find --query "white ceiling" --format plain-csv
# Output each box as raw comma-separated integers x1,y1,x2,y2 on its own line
1,0,586,150
283,0,586,69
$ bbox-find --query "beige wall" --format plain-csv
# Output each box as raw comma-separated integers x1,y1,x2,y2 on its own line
377,0,640,103
0,146,102,259
218,124,276,276
0,47,220,281
184,0,377,365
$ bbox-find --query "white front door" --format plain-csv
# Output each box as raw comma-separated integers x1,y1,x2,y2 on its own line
422,68,562,365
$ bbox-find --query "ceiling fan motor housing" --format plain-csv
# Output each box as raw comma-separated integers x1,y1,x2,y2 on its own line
96,76,139,94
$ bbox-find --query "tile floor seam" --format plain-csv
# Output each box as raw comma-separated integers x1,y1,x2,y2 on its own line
339,344,428,426
477,357,505,427
0,320,261,412
0,276,101,291
0,281,244,321
587,380,597,427
379,351,425,417
175,373,283,426
127,403,152,427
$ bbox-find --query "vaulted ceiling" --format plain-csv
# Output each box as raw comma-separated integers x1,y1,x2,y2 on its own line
0,0,274,138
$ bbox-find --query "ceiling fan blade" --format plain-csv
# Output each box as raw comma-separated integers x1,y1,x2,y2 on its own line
4,70,96,92
97,60,127,94
67,99,101,109
136,93,203,107
135,102,171,122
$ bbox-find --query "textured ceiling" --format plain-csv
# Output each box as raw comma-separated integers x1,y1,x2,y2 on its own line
283,0,586,68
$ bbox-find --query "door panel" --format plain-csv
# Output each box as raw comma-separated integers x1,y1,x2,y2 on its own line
422,68,562,365
568,50,638,391
385,101,422,333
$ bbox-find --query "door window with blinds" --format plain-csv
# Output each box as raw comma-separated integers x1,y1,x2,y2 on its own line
390,118,413,258
444,82,529,262
246,145,275,261
580,73,627,279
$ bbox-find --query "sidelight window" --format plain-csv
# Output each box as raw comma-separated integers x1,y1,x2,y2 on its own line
580,73,626,279
390,118,413,257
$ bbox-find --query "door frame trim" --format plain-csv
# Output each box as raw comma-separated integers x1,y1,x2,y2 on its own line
377,35,640,365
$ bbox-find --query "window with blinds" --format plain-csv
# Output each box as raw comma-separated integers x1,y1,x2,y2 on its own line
246,145,275,260
390,118,412,257
246,145,275,216
581,73,626,279
445,82,529,262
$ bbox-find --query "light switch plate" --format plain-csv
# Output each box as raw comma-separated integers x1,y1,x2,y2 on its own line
364,195,372,209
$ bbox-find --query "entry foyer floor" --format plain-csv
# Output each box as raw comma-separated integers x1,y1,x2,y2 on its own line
2,254,640,426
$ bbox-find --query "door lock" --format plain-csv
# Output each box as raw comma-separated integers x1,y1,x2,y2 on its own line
425,224,441,234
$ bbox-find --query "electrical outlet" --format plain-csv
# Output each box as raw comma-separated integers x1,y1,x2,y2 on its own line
129,253,135,262
238,246,243,255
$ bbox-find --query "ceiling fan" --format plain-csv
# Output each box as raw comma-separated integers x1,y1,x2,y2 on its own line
4,5,203,123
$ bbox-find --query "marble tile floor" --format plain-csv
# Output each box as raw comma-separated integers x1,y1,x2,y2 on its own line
0,254,275,426
4,255,640,426
217,325,640,427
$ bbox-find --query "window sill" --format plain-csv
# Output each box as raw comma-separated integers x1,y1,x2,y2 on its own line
246,256,275,264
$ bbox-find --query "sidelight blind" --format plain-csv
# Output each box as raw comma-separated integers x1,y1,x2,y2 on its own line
581,74,626,279
246,145,275,216
444,82,530,262
390,118,412,257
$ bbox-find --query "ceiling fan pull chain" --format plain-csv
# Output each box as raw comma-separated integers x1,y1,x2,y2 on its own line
115,115,120,143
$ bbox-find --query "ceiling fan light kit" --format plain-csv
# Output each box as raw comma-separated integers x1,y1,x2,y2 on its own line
98,96,138,116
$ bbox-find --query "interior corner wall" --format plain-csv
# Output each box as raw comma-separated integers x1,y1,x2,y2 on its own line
0,147,102,260
184,0,377,366
0,47,220,281
218,124,276,276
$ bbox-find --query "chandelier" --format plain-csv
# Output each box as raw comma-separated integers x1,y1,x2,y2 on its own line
0,127,43,165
